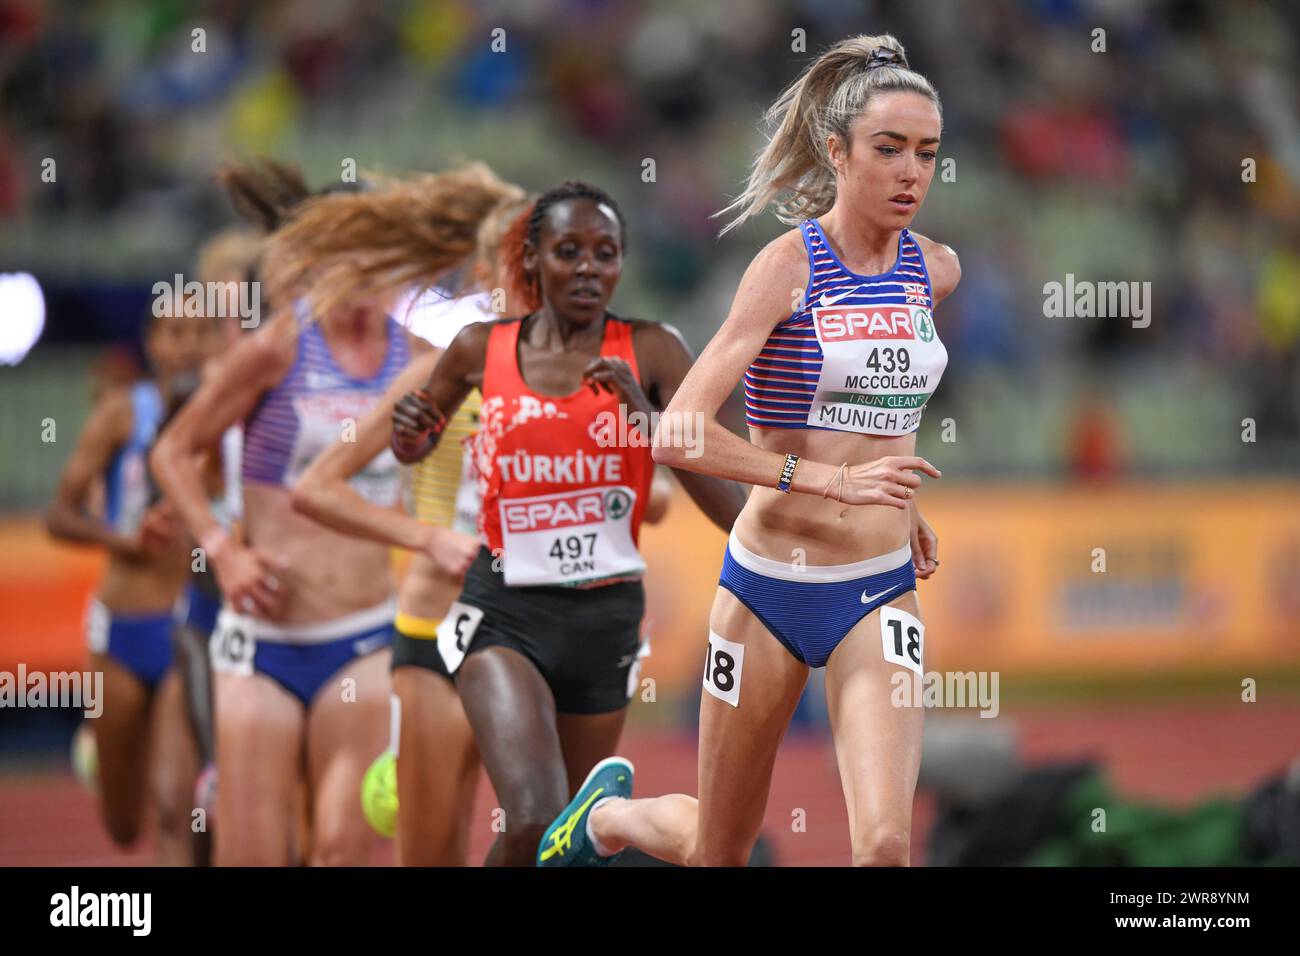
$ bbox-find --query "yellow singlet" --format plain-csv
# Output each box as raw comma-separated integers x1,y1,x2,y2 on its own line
406,388,482,532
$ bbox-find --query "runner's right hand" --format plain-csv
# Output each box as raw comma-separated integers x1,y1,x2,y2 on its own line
836,456,941,508
391,389,445,463
212,543,290,619
123,501,183,559
421,527,479,578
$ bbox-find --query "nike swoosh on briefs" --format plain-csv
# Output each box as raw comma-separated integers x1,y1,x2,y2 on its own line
860,585,900,605
353,634,389,656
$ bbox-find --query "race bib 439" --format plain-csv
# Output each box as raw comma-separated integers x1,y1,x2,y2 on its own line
807,303,939,435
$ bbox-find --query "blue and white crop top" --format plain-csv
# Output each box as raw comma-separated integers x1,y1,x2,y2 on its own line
744,220,948,436
105,380,164,535
242,302,411,506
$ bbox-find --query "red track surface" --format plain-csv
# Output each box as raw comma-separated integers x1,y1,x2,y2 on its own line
2,702,1297,867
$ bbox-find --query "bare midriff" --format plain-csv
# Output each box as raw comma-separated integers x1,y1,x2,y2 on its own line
734,426,917,566
243,482,395,623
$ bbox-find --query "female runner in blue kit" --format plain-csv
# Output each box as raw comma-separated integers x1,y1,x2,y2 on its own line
540,34,953,868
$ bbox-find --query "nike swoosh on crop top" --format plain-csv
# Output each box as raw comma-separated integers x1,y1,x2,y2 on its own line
744,220,948,437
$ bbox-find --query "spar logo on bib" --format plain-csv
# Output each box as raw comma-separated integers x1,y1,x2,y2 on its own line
813,306,916,342
503,488,610,533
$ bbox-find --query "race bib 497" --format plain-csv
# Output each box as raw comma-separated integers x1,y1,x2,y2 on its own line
499,485,645,586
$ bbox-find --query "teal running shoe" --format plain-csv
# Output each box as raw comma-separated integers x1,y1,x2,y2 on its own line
537,756,634,866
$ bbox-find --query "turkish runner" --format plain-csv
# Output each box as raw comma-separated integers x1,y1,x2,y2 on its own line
474,315,654,588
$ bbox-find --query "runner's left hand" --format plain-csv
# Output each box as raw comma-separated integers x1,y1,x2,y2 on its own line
911,506,939,579
136,501,183,556
582,356,647,410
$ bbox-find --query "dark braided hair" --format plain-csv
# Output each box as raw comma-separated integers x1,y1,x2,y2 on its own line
505,181,627,314
526,181,626,251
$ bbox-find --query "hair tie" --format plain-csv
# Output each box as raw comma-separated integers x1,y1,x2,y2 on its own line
864,47,907,71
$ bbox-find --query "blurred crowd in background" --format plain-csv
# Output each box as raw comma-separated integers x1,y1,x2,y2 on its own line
2,0,1299,510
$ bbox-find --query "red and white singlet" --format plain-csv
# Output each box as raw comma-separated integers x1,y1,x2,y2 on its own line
473,315,654,588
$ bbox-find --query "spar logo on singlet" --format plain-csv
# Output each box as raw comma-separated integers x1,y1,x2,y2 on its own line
813,306,922,341
289,393,399,503
502,487,632,533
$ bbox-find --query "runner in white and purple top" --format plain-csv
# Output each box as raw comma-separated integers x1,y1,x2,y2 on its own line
229,300,410,705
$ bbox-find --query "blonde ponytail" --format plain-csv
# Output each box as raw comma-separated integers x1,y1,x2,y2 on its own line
716,34,940,235
263,163,525,316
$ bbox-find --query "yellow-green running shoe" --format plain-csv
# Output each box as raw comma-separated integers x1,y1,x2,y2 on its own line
537,756,633,866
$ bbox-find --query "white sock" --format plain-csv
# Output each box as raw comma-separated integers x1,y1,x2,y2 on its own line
586,796,622,857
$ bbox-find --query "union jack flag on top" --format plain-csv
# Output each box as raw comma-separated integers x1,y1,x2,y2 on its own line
903,282,929,304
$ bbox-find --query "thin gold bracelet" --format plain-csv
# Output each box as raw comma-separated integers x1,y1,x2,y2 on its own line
822,462,848,499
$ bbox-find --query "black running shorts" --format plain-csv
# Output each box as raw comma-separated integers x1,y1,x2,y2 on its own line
453,546,645,714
